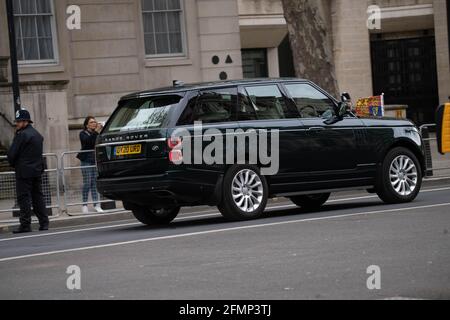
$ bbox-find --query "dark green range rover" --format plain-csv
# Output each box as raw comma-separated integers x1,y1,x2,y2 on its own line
96,79,425,225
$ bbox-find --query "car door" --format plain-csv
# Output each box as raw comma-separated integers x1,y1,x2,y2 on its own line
283,82,367,182
236,84,307,192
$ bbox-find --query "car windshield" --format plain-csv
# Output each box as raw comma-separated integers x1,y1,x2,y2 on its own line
104,95,183,133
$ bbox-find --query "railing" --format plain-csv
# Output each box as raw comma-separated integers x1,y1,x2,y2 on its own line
60,150,114,212
0,153,60,215
420,124,450,179
0,150,116,217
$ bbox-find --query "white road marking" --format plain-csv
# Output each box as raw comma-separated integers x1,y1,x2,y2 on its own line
382,297,426,300
1,186,449,243
0,213,219,242
0,201,449,263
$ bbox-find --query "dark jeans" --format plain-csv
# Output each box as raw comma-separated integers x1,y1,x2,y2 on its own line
16,176,49,227
81,161,98,204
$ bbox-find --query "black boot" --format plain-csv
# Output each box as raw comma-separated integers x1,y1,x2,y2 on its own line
39,224,49,231
13,226,32,234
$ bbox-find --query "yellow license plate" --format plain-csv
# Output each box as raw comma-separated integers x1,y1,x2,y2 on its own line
115,144,142,156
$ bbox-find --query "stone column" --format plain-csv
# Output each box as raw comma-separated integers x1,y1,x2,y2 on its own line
434,0,450,105
331,0,373,99
267,47,280,78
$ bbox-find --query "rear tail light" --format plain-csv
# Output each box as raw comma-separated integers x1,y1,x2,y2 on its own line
167,137,182,149
167,137,183,164
169,150,183,164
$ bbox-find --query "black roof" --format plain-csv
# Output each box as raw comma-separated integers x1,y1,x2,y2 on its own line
120,78,308,100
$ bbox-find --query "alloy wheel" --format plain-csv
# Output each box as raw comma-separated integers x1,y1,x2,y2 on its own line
231,169,264,213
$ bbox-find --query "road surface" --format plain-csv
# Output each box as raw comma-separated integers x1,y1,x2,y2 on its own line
0,184,449,300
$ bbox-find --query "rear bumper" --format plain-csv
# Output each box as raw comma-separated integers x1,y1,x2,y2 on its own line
97,171,223,207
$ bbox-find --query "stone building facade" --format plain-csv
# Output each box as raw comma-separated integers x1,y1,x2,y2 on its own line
0,0,449,153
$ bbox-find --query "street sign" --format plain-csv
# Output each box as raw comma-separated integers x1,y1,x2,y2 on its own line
436,103,450,155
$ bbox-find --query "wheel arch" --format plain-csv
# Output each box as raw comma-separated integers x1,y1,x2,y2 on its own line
383,138,426,176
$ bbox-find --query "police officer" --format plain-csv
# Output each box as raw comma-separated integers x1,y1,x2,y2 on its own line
7,109,49,233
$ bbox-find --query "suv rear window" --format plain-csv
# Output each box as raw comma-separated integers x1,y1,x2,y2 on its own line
104,95,182,133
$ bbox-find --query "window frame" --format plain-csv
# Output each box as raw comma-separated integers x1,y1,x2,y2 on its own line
239,83,299,121
177,87,239,126
241,48,269,79
281,81,339,119
140,0,188,59
14,0,59,66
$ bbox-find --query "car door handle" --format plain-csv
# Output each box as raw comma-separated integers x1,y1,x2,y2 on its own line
308,127,325,131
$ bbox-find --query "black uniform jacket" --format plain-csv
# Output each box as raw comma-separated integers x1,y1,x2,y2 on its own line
7,125,44,179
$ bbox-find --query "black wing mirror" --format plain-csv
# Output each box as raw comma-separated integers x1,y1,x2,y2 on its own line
339,92,352,117
341,92,351,102
324,92,352,125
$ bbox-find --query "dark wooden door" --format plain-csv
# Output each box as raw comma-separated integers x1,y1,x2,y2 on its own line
371,36,439,125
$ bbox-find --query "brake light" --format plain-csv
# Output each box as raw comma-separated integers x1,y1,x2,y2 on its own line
167,137,183,164
167,137,182,149
169,150,183,163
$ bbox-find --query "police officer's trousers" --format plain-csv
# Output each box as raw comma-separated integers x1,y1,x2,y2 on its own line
16,176,49,227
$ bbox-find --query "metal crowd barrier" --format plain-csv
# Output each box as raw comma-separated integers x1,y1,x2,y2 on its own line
0,153,60,215
60,150,115,213
0,150,117,217
420,124,450,179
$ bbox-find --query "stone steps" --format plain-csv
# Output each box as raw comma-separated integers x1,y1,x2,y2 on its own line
0,144,12,172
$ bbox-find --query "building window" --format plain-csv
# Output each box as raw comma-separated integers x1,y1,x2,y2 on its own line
141,0,185,57
242,49,268,79
13,0,58,64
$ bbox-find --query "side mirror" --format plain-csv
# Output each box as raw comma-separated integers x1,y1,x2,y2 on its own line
341,92,351,102
324,102,346,125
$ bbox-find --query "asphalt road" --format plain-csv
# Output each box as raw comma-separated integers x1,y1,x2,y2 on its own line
0,184,449,300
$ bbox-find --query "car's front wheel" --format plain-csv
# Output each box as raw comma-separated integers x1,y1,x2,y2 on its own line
290,193,330,210
218,165,268,221
376,147,422,204
131,206,180,225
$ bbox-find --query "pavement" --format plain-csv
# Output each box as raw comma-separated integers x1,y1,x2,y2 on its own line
0,180,449,300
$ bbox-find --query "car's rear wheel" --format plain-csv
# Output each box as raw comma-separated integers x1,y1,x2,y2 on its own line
290,193,330,210
218,165,268,221
131,206,180,225
376,147,422,204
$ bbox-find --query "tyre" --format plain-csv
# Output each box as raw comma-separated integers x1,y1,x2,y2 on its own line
290,193,330,210
218,165,269,221
131,206,180,225
376,147,422,204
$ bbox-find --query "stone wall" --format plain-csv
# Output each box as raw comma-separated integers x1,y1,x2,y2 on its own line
434,0,450,104
0,81,70,156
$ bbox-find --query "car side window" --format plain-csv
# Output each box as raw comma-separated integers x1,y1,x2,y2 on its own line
237,88,257,121
284,83,336,119
178,88,237,125
244,85,291,120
